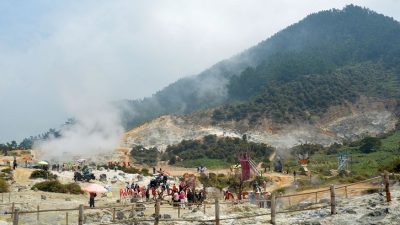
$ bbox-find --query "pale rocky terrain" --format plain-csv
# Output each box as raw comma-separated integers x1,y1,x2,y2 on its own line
275,189,400,225
0,166,398,225
123,97,398,150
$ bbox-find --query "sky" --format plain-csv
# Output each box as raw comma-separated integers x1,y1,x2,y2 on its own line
0,0,399,142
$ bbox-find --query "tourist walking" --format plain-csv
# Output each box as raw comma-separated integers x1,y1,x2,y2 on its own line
187,189,194,209
12,159,17,170
89,192,96,208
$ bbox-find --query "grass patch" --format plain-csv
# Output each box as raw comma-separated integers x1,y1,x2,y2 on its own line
111,166,151,176
380,130,400,152
1,168,12,174
285,130,400,186
140,168,151,176
120,167,140,174
273,187,287,194
175,158,230,169
32,181,83,194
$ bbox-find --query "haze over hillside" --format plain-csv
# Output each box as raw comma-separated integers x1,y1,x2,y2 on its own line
122,5,400,129
2,4,400,158
123,5,400,150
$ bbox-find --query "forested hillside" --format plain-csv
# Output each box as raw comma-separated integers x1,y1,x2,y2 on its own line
213,5,400,124
214,62,400,123
122,5,400,129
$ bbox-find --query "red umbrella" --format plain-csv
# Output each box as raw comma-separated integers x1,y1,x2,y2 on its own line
82,184,107,193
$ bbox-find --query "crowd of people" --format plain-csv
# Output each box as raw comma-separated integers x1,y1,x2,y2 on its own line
171,184,206,209
118,173,206,209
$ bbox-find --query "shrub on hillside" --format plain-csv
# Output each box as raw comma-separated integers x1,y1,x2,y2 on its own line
0,178,9,192
32,180,82,194
1,168,12,174
360,136,381,153
30,170,57,180
380,158,400,172
168,155,177,165
130,145,159,166
198,173,231,191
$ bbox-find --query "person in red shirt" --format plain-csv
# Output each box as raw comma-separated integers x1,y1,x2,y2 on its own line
151,187,157,200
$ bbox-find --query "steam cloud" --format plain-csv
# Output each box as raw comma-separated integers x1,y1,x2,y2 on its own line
34,99,124,161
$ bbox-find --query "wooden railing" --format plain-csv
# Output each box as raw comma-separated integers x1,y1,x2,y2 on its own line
4,173,392,225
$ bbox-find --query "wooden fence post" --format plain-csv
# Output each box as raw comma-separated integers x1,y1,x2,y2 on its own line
288,196,291,207
203,203,206,214
315,192,318,204
154,200,160,225
78,204,84,225
215,198,220,225
66,212,68,225
384,171,391,202
112,208,116,221
330,185,336,215
131,204,135,217
270,193,276,225
13,208,19,225
37,205,40,221
345,186,348,198
11,202,15,219
1,192,3,202
178,204,180,218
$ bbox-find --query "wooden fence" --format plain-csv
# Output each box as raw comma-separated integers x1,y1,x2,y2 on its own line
4,173,392,225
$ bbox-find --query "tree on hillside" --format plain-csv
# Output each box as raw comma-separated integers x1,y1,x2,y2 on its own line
165,135,274,164
360,136,381,153
19,137,34,150
168,155,176,165
6,141,17,151
227,174,248,200
130,145,159,166
0,144,9,156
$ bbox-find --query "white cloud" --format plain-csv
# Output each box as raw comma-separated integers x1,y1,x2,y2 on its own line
0,0,399,142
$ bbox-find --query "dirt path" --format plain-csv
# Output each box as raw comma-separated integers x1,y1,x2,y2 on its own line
152,161,232,177
13,168,33,185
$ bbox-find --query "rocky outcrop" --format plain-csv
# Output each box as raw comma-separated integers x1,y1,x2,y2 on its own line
123,97,398,150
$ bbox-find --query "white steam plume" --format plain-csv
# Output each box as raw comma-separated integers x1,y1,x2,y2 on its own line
34,98,124,162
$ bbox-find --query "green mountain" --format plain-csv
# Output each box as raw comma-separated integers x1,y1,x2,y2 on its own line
122,5,400,129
